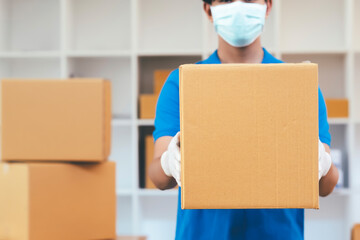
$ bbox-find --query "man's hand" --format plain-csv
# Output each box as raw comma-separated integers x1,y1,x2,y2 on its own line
318,138,332,180
160,132,181,186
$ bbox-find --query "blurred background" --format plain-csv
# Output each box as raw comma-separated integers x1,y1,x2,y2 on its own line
0,0,359,239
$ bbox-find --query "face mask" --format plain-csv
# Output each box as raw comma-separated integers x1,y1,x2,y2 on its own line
210,1,267,47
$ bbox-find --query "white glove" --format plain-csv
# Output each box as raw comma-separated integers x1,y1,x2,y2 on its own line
318,138,332,180
160,131,181,186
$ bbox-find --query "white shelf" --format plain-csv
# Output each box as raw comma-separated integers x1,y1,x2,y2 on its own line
328,118,349,125
66,50,131,58
113,118,133,127
0,58,61,78
305,195,348,240
137,49,203,57
137,119,154,126
138,195,177,239
67,56,132,118
332,188,352,196
0,0,60,52
354,0,360,50
110,126,133,191
66,0,131,51
282,53,346,99
137,0,203,53
354,54,360,122
138,189,178,197
0,51,60,58
116,189,133,196
117,195,133,235
280,0,345,51
280,49,348,55
1,0,359,239
260,0,277,51
329,125,349,190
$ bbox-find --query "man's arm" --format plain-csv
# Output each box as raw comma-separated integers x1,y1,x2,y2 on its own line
148,136,178,190
319,143,339,197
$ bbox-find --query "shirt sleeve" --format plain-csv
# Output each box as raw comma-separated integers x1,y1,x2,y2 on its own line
318,87,331,146
153,69,180,142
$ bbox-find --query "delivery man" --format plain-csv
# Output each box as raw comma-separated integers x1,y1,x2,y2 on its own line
149,0,339,239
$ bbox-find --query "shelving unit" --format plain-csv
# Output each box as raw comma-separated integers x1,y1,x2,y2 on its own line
280,0,345,53
355,0,360,52
0,0,359,239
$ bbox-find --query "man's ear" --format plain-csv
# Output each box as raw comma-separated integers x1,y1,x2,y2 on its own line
265,0,272,18
203,2,213,22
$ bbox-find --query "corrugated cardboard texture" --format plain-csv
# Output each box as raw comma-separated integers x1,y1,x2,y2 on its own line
145,135,156,189
325,98,349,118
154,70,171,95
0,161,116,240
139,94,158,119
1,78,111,162
180,63,319,209
352,224,360,240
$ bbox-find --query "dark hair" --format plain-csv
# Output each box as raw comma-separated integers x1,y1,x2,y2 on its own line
203,0,268,4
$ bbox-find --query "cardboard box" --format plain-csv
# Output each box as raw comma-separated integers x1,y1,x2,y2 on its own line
325,99,349,118
139,94,158,119
179,63,319,209
154,70,171,95
1,79,111,162
352,224,360,240
0,161,116,240
145,135,156,189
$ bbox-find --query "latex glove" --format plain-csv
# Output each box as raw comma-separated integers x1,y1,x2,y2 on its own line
318,138,332,180
160,131,181,186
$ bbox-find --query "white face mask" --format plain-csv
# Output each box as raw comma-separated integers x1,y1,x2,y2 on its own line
210,1,267,47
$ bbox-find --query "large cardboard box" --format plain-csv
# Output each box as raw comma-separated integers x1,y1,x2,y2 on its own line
0,161,116,240
1,79,111,162
153,70,171,95
353,224,360,240
325,98,349,118
139,94,158,119
179,63,319,209
145,135,156,189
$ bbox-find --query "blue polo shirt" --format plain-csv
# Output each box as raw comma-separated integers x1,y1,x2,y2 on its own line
153,48,331,240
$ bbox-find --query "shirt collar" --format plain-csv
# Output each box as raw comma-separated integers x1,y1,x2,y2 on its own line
205,47,276,64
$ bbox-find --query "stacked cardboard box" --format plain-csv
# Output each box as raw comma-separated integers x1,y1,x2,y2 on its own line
139,70,171,119
0,79,116,240
353,224,360,240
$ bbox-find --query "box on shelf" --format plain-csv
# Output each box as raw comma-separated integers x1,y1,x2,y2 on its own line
180,63,319,209
154,70,172,95
1,79,111,162
352,224,360,240
145,135,156,189
139,94,158,119
0,161,116,240
325,99,349,118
